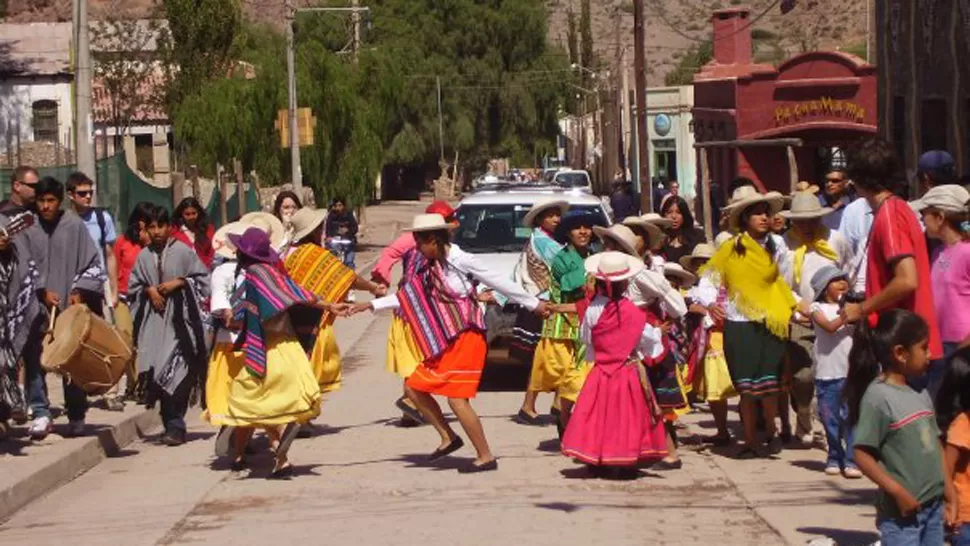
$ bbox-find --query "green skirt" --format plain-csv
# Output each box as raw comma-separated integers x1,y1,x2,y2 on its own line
723,320,786,398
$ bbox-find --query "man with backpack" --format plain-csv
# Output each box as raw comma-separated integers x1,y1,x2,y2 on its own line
67,172,124,411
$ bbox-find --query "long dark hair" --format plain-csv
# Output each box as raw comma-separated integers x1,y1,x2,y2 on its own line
845,309,929,425
173,197,210,239
661,196,700,242
124,202,155,244
273,191,302,220
936,347,970,438
733,203,776,259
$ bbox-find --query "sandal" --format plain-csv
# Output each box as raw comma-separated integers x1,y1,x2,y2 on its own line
428,437,464,461
395,397,426,424
270,461,294,479
230,457,248,472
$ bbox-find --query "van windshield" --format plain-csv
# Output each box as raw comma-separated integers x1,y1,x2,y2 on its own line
554,172,590,188
453,203,608,253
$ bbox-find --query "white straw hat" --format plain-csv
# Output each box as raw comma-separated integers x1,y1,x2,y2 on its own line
289,207,328,243
212,221,250,259
522,198,569,227
584,251,644,282
593,224,640,257
403,213,458,233
723,186,784,232
239,211,286,250
640,212,673,229
621,216,665,250
781,191,833,220
714,231,734,248
679,243,716,269
663,262,698,285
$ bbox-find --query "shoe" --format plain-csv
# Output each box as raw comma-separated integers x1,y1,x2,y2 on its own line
28,416,52,440
428,437,464,461
458,459,498,474
550,406,561,418
702,433,733,447
103,397,125,412
779,429,793,444
230,457,248,472
394,397,425,424
799,434,814,446
296,424,314,439
65,419,86,438
397,415,422,428
514,409,541,426
843,467,863,479
824,465,842,476
766,436,784,455
735,447,760,460
652,458,683,471
162,429,186,446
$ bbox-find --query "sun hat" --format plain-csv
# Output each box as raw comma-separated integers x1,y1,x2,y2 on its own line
679,242,716,269
228,227,281,265
663,262,697,286
723,186,784,232
403,213,458,233
780,190,834,220
425,200,456,219
794,181,820,194
911,184,970,214
239,211,286,250
560,209,604,232
621,216,664,250
810,264,848,303
212,221,250,260
640,212,673,229
289,207,328,243
522,198,569,227
714,231,734,248
593,224,639,257
584,251,644,282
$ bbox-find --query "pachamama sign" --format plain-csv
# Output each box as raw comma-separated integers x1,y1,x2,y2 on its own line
774,97,867,126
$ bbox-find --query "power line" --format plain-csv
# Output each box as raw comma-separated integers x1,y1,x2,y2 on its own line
644,0,783,45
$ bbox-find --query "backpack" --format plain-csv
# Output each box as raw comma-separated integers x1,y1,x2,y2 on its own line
92,207,108,250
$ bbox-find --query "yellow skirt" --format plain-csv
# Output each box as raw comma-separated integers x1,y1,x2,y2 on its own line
529,338,589,401
202,343,246,426
692,332,737,402
223,332,322,428
385,314,423,379
310,325,342,393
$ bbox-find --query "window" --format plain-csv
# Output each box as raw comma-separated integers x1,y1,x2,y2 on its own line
453,203,608,253
32,100,58,142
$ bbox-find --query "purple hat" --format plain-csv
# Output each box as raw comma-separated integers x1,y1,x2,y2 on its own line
227,227,280,265
917,150,955,178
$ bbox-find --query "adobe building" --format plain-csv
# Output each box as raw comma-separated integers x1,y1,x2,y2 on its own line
691,7,878,200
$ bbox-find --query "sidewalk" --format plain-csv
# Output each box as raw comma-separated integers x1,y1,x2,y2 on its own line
0,198,431,522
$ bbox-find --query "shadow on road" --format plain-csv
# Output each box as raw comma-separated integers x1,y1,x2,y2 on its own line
796,527,878,545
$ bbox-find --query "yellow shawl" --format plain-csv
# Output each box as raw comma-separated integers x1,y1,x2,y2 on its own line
284,243,356,326
788,225,839,286
699,233,795,339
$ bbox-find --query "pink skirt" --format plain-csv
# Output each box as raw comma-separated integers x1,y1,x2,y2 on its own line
561,360,668,467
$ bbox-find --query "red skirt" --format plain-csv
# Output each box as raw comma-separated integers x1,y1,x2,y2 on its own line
406,331,488,399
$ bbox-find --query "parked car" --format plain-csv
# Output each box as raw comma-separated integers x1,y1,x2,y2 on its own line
552,169,592,192
453,187,611,363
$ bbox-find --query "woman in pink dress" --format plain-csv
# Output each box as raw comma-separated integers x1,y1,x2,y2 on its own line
561,251,668,478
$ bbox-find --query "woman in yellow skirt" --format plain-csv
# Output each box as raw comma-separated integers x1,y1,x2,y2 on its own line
222,228,349,477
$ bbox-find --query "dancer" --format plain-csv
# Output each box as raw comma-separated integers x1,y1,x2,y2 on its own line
701,186,795,458
223,227,348,476
560,251,668,478
514,198,567,424
129,205,210,446
354,213,548,473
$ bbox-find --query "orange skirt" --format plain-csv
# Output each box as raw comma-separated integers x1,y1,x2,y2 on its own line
406,331,488,399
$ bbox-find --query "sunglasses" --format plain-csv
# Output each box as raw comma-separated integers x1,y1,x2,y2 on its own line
74,190,93,198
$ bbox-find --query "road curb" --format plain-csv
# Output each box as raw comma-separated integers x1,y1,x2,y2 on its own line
0,407,161,522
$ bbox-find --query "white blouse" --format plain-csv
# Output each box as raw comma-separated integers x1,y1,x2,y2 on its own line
371,244,541,312
626,268,687,319
210,261,242,344
580,295,665,362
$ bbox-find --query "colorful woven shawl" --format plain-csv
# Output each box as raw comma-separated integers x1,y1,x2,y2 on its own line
233,263,318,378
284,243,356,326
540,246,587,340
397,259,485,362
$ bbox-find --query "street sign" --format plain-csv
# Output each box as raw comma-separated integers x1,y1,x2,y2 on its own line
275,108,317,148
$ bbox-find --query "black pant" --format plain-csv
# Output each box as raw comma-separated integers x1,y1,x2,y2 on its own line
159,375,193,433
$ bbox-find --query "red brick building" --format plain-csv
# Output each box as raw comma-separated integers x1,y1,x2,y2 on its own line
692,7,878,195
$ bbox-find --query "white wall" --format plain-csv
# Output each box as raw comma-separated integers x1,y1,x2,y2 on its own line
645,85,696,200
0,77,73,153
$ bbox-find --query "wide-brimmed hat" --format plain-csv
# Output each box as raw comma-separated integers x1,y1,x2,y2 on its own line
212,221,250,260
663,262,697,286
584,251,644,282
522,198,569,227
560,209,604,232
810,264,848,302
714,231,734,248
593,224,639,257
621,216,664,250
640,212,673,229
239,211,286,250
781,191,833,220
228,227,281,265
911,184,970,214
679,243,716,269
404,213,458,233
723,186,784,232
290,207,328,243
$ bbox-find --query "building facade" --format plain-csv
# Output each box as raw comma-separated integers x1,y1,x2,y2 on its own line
644,85,696,200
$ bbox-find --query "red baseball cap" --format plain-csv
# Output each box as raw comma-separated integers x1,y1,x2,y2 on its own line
425,200,455,218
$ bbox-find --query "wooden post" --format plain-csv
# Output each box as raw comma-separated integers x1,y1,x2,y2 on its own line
234,157,246,216
787,145,798,193
217,163,228,225
171,171,185,211
700,148,713,242
188,165,200,198
14,118,21,167
5,122,12,168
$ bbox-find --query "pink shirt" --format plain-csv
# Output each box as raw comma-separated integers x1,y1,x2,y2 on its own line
371,232,415,285
932,241,970,344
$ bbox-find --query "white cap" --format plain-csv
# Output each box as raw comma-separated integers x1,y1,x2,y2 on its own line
911,184,970,214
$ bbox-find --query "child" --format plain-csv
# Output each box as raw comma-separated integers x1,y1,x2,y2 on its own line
937,348,970,546
806,265,861,479
846,309,956,545
560,251,667,478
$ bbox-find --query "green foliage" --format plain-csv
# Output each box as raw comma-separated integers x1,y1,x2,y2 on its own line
842,41,868,59
664,40,713,86
751,28,778,41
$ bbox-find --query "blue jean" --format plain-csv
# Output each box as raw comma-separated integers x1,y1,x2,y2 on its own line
25,332,88,422
815,378,855,469
877,499,944,546
953,523,970,546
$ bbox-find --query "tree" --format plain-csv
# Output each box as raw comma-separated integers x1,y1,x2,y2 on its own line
578,0,594,110
664,40,713,86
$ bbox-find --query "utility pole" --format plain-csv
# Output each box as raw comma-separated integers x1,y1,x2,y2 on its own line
633,0,651,213
285,0,303,191
352,0,361,64
436,76,445,164
74,0,95,181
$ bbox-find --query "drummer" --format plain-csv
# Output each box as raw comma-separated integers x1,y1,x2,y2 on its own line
31,177,106,439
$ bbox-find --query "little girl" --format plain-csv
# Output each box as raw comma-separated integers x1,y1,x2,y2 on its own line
937,347,970,546
805,265,861,479
846,309,956,545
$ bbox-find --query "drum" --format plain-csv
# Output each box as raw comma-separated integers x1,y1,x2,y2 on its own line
41,304,134,395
